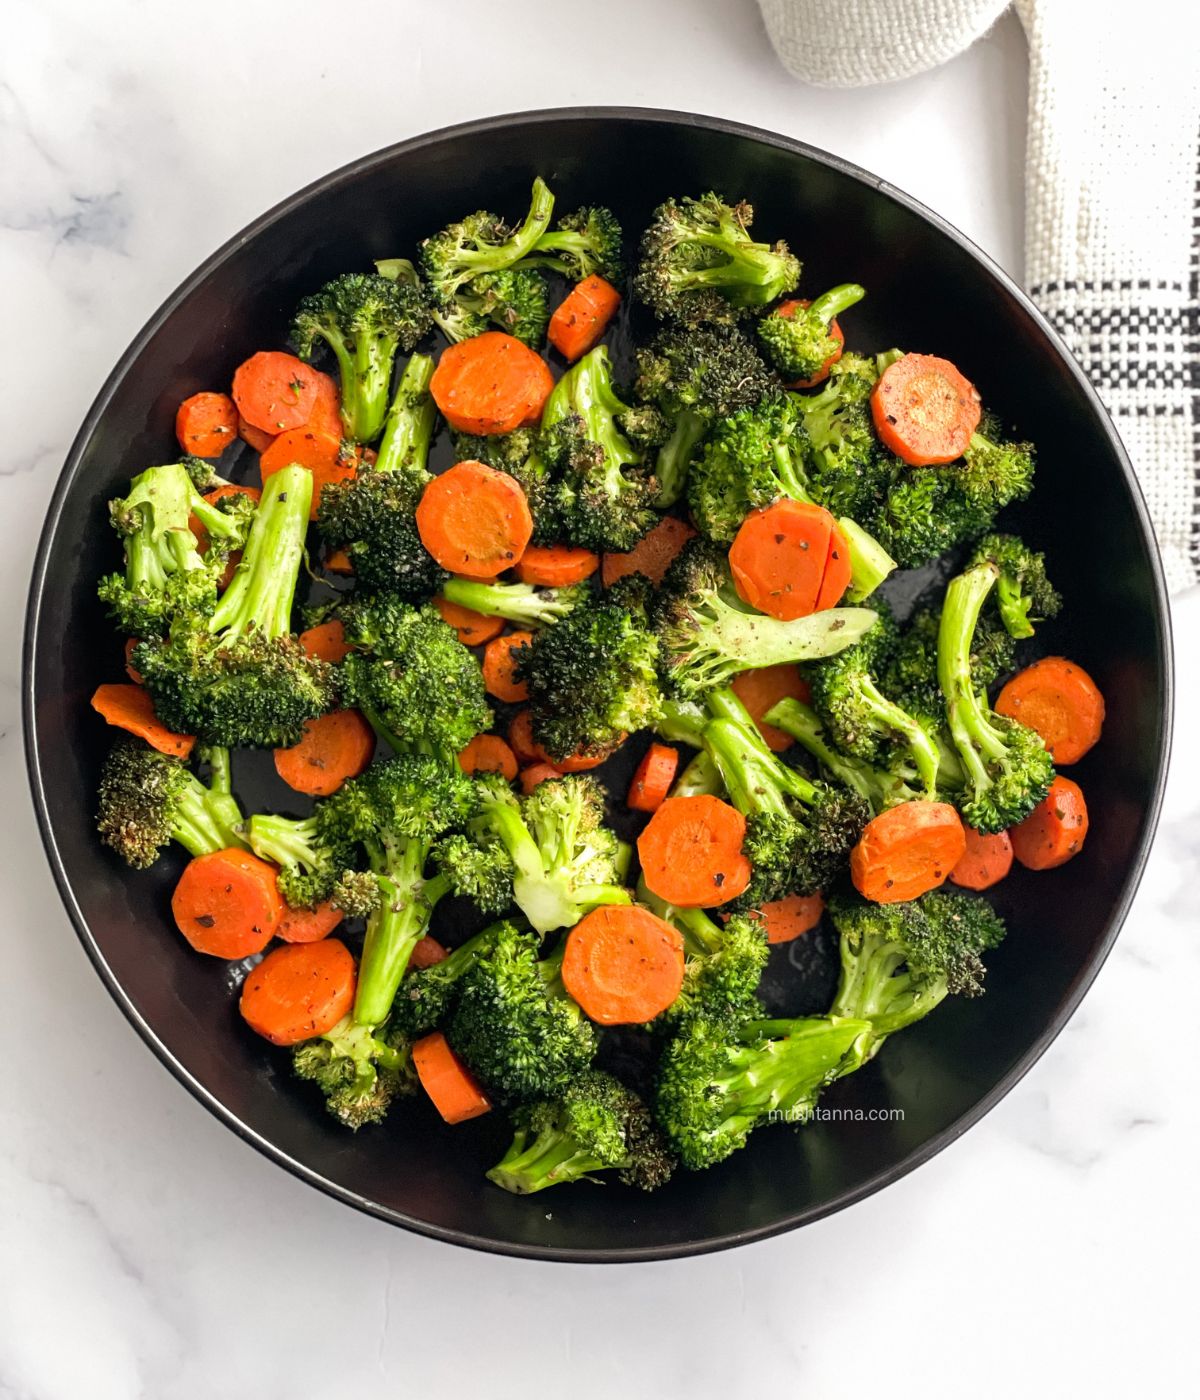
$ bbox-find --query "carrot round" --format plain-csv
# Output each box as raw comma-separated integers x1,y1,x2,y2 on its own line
416,461,533,579
172,849,283,958
176,391,238,458
995,657,1105,766
513,543,599,587
433,595,506,646
239,938,356,1045
745,891,825,944
1010,776,1089,871
237,412,276,454
547,275,622,363
413,1031,492,1123
260,428,357,520
410,935,449,970
299,619,352,665
813,518,852,611
307,369,343,439
430,331,554,435
562,904,685,1025
457,733,519,782
948,827,1013,891
637,794,752,908
602,516,696,588
123,637,143,684
278,900,345,944
91,683,195,759
482,631,533,703
519,761,563,794
774,299,845,388
324,547,354,577
627,742,679,813
850,801,966,904
870,352,982,466
731,665,812,753
729,498,835,621
273,709,375,797
232,350,322,434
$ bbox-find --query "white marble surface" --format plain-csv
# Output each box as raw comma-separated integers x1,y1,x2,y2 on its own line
2,1,1195,1395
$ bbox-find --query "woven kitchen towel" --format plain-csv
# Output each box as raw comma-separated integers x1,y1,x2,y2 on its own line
758,0,1200,593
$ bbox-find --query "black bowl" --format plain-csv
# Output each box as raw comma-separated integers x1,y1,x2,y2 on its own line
23,108,1172,1262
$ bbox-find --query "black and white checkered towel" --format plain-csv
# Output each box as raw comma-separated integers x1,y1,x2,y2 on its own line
758,0,1200,592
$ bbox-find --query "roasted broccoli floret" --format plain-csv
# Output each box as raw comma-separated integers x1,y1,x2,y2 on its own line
133,466,336,748
794,352,899,523
96,740,245,869
293,1015,416,1130
449,921,599,1103
519,205,624,285
439,576,589,629
389,922,509,1038
635,193,800,325
487,1070,673,1193
652,538,878,698
450,427,537,475
968,532,1061,640
290,272,432,442
881,602,1016,728
756,283,865,382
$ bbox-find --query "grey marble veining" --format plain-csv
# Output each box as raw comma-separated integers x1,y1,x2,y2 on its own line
2,1,1193,1395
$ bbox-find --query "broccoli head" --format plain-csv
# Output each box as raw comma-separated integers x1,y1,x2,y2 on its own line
968,532,1061,640
293,1014,416,1130
756,283,865,382
520,205,624,285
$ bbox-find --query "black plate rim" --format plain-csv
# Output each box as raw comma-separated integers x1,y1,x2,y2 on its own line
22,105,1175,1263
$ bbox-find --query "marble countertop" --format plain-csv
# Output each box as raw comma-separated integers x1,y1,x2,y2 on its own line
3,1,1194,1394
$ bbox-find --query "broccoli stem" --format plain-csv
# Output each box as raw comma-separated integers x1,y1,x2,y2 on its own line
709,1018,871,1129
354,843,450,1028
656,698,708,747
937,563,1008,791
807,282,866,326
688,601,879,686
764,697,901,813
374,354,436,476
654,409,706,507
670,751,723,798
485,1120,610,1194
440,577,575,627
198,746,246,842
208,465,311,639
245,813,320,870
170,774,244,857
703,716,820,817
829,933,949,1045
848,673,941,799
838,517,897,602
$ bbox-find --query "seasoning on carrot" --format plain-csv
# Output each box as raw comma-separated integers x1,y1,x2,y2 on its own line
172,848,284,958
232,350,323,434
429,331,554,435
457,733,519,783
273,709,375,797
412,1031,492,1123
259,428,357,520
730,665,812,753
728,498,836,621
995,656,1105,766
433,595,506,646
1010,775,1089,871
870,352,982,466
416,460,533,578
849,801,966,904
601,516,696,588
637,794,752,908
627,742,679,813
176,392,238,458
745,892,825,944
561,904,685,1025
237,413,276,454
239,939,357,1045
519,762,562,794
277,900,345,944
91,683,195,759
948,827,1014,891
299,619,352,665
513,544,600,587
547,275,622,362
409,936,448,970
482,631,533,703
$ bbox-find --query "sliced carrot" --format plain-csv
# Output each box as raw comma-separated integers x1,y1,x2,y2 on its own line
172,848,283,958
123,637,143,684
637,794,752,908
410,935,449,970
601,516,696,588
948,827,1013,891
457,733,519,782
239,938,356,1045
729,498,835,621
627,742,679,813
273,709,375,797
278,900,345,944
519,762,563,794
430,331,554,435
774,299,845,389
1010,776,1089,871
513,543,599,587
324,547,354,575
548,746,619,774
482,631,532,703
260,428,357,520
416,461,533,579
306,369,343,438
562,904,684,1025
412,1031,492,1123
745,892,825,944
176,392,238,458
870,352,982,466
433,595,506,646
91,683,195,759
995,657,1105,766
849,801,966,904
237,412,276,455
814,518,852,611
547,275,622,362
507,709,616,771
299,618,352,665
731,665,812,753
232,350,322,434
